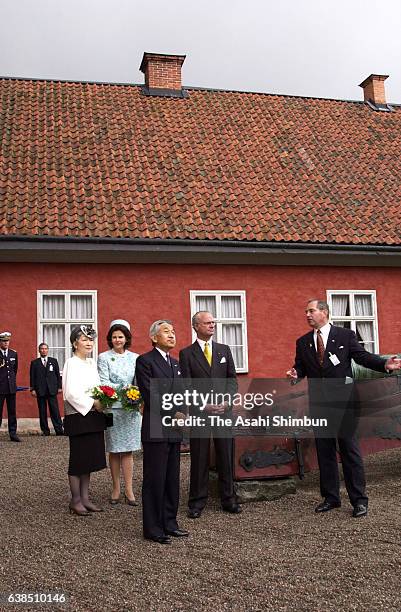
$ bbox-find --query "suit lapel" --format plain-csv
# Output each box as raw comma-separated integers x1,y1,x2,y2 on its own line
309,325,337,366
210,341,222,376
325,325,338,363
305,330,322,367
170,357,181,378
191,342,211,376
152,348,173,377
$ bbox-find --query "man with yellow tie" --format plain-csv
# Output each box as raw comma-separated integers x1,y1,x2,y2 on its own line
179,311,241,518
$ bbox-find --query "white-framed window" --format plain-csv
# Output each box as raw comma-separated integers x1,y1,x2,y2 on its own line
190,290,248,373
37,290,97,369
326,290,379,353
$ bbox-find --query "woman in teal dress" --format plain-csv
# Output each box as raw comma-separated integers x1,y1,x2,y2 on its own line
97,319,142,505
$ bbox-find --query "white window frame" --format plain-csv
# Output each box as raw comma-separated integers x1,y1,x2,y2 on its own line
326,289,379,353
37,290,98,368
190,290,248,373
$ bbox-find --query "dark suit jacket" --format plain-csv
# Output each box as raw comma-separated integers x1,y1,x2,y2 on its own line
293,325,386,410
0,349,18,394
179,341,238,415
294,325,386,379
135,348,183,443
30,357,62,397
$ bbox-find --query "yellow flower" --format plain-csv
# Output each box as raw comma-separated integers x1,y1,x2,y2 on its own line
127,388,140,400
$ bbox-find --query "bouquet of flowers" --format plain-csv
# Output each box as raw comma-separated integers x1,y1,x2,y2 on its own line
91,385,119,409
119,385,143,413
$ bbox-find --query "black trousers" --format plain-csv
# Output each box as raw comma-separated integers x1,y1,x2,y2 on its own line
0,393,17,435
37,395,63,434
315,436,367,506
142,441,181,539
188,434,236,511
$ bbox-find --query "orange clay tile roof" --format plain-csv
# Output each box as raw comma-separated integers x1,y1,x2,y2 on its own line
0,78,400,245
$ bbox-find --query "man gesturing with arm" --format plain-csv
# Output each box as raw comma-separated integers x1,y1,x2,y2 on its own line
287,299,401,518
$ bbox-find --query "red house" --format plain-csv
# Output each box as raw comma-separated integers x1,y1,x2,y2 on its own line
1,53,401,429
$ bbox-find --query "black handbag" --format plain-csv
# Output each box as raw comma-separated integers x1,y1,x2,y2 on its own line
64,411,108,437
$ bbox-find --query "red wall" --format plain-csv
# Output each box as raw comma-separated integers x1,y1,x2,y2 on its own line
1,262,401,418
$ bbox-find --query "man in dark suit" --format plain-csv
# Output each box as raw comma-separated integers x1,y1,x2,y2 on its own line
136,319,189,545
30,343,64,436
287,299,401,518
0,331,20,442
179,310,241,519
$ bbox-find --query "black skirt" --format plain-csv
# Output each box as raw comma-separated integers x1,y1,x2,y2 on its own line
68,431,106,476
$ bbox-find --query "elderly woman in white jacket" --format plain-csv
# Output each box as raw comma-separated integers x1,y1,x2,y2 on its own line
62,325,106,516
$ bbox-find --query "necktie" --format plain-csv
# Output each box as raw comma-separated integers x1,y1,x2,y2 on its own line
316,330,325,366
204,342,212,366
42,358,47,367
166,354,171,367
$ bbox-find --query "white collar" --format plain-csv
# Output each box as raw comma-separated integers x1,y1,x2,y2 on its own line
155,347,169,361
315,322,331,335
197,338,212,351
314,322,331,346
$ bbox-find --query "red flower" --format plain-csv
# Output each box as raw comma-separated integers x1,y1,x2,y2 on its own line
100,385,116,398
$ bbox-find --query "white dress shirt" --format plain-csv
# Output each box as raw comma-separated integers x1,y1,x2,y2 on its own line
155,347,170,362
313,322,331,350
197,338,212,352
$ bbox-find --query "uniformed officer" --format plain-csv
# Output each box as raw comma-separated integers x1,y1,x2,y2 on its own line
0,331,20,442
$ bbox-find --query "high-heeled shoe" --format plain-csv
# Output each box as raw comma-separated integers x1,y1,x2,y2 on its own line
109,497,120,505
124,495,139,507
84,504,104,513
69,505,91,516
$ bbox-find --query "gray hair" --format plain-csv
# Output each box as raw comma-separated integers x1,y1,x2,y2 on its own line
149,320,173,338
38,342,49,349
307,299,330,316
192,311,213,329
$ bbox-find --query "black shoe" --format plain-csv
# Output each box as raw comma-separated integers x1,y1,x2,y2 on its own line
222,504,242,514
315,501,341,513
145,535,171,544
55,431,65,436
352,504,368,518
124,495,139,507
10,434,21,442
166,528,189,537
187,509,201,519
69,504,91,516
42,431,51,436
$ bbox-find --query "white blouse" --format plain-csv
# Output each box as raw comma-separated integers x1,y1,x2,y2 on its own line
62,355,100,416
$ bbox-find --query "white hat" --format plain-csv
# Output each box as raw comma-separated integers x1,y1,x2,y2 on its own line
109,319,131,331
0,331,11,340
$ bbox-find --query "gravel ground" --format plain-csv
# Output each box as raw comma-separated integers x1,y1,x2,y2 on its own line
0,435,400,612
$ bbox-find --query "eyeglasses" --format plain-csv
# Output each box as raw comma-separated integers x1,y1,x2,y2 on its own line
80,325,97,340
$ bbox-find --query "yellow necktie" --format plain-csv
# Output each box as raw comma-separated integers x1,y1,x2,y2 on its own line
204,342,212,366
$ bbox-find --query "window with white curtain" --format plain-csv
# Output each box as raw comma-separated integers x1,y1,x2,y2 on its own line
37,291,97,369
190,291,248,372
326,290,378,353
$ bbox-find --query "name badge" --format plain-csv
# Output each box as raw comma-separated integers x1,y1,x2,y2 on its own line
329,353,340,366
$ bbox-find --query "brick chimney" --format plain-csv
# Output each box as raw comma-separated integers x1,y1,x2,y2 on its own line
140,52,187,98
359,74,389,105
